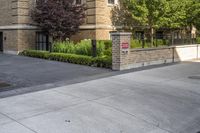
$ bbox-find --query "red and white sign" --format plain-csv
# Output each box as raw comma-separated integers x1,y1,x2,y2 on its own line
121,42,129,49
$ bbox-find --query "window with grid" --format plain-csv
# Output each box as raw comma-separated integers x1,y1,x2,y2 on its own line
36,32,49,51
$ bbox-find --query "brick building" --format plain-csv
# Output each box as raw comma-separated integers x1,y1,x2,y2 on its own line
0,0,117,54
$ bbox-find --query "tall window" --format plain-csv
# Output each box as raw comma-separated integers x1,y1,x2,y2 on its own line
36,32,49,51
108,0,115,4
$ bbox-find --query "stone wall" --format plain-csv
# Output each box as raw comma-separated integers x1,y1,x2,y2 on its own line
71,30,96,42
95,0,113,26
17,30,36,52
3,30,18,54
13,0,35,25
0,0,13,26
0,0,37,54
3,30,36,54
112,32,200,70
129,48,174,68
128,45,200,69
0,0,34,26
76,0,115,40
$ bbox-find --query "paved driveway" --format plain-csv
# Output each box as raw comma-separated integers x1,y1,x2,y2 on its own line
0,61,200,133
0,54,111,97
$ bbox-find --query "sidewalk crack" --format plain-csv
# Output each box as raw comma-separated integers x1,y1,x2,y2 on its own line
93,100,175,133
0,112,38,133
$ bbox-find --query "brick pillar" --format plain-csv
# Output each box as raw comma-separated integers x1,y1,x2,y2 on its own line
111,32,132,70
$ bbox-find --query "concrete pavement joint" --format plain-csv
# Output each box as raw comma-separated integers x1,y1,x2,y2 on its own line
15,100,89,122
93,100,175,133
0,115,14,126
0,112,38,133
53,88,117,102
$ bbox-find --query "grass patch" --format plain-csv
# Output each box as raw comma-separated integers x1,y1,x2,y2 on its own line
131,39,170,48
52,40,111,56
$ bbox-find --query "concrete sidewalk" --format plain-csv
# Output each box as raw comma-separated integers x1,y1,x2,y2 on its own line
0,61,200,133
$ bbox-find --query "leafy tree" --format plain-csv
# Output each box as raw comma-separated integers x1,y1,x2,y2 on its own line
162,0,186,28
120,0,170,47
111,1,136,30
165,0,200,43
32,0,86,41
161,0,187,45
185,0,200,30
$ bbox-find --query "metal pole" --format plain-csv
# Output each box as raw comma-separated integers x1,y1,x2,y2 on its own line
92,40,97,57
49,36,53,53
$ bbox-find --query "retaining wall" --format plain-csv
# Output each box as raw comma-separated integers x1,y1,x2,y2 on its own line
111,32,200,70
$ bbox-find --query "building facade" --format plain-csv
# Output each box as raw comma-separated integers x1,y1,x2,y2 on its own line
0,0,117,54
72,0,117,41
0,0,37,54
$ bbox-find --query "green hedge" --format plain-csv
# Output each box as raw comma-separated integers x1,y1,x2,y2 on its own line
19,50,112,68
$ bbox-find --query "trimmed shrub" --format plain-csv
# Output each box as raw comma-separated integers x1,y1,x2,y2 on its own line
20,50,112,68
49,53,94,65
19,50,50,59
94,56,112,68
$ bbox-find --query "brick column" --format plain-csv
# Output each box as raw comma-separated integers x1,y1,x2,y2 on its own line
111,32,132,70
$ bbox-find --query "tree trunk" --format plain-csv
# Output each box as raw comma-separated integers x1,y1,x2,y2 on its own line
150,27,154,47
171,30,174,46
142,32,145,48
190,24,193,44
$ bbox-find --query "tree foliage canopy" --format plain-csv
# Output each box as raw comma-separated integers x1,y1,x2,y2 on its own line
113,0,170,29
32,0,86,41
112,0,200,46
185,0,200,30
112,0,200,30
